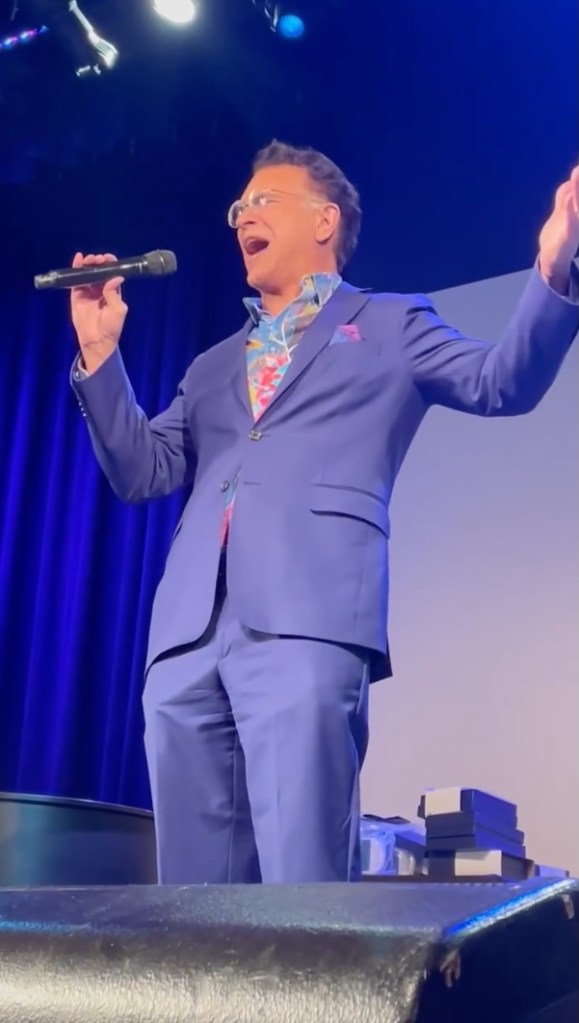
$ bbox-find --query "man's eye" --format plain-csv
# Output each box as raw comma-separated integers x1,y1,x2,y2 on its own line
256,194,269,207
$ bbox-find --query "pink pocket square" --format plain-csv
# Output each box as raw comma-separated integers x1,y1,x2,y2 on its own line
329,324,363,345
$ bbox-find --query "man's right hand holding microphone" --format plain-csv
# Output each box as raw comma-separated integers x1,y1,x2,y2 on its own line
70,253,127,375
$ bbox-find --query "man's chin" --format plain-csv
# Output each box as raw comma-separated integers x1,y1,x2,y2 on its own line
244,257,272,292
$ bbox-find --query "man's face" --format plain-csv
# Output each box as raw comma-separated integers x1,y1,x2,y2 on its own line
232,164,337,294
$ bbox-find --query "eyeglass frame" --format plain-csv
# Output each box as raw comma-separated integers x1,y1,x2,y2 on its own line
227,188,339,229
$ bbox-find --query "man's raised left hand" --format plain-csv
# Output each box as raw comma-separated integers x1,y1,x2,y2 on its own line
538,165,579,294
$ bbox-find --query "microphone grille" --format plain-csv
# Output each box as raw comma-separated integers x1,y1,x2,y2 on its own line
144,250,178,276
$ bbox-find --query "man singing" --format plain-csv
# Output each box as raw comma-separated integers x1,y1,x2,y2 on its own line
70,142,579,885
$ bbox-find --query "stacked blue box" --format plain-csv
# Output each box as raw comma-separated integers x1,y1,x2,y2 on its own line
418,786,518,825
427,849,530,881
419,787,530,880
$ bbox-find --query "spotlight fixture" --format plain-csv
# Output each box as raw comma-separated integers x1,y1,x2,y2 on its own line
271,5,305,39
15,0,118,75
153,0,197,24
253,0,307,39
252,0,344,39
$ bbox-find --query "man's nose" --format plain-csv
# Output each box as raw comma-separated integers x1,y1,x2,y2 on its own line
236,205,259,229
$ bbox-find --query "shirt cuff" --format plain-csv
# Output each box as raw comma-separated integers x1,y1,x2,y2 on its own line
72,354,89,381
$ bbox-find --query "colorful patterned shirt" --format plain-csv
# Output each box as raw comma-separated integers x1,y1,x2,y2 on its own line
221,272,342,544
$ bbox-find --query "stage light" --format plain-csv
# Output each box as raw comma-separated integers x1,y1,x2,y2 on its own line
0,24,48,51
14,1,118,75
153,0,197,24
253,1,307,40
275,10,305,39
69,1,118,74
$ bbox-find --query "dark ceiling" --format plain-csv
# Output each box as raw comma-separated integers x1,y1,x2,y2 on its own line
0,0,577,293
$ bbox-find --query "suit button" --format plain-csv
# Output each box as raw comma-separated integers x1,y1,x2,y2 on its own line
220,480,230,492
248,429,262,441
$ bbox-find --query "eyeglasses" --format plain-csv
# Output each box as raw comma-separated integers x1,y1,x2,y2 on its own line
227,188,330,229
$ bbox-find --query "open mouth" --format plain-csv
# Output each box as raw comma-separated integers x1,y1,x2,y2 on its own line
243,236,270,258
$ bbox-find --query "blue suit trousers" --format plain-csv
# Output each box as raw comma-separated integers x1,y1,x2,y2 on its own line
143,567,370,884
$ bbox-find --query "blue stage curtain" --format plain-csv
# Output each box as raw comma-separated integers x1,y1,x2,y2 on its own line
0,264,230,809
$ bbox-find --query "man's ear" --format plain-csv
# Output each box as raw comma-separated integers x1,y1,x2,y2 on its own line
314,203,341,245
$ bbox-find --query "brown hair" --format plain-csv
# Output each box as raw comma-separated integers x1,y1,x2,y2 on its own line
252,140,362,271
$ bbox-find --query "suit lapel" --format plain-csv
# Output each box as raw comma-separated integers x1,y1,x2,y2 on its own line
226,320,254,420
258,283,371,416
223,284,371,423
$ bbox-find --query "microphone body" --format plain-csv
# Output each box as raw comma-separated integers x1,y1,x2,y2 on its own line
34,250,177,290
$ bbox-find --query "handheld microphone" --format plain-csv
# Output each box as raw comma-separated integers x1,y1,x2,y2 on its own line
33,250,178,290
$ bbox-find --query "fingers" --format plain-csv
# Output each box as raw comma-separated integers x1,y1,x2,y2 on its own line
102,276,128,314
555,167,579,215
71,252,118,266
70,254,124,307
554,182,571,209
570,165,579,216
102,275,125,296
564,191,576,224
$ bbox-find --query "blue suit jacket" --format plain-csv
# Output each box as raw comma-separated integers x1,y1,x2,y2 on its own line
73,268,578,680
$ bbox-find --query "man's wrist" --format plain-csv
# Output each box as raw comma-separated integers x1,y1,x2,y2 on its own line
79,343,116,376
538,254,571,296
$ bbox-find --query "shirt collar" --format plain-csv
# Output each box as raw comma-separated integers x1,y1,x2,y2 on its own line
243,272,342,326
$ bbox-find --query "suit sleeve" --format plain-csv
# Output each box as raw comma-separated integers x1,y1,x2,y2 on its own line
71,347,197,502
400,264,579,415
